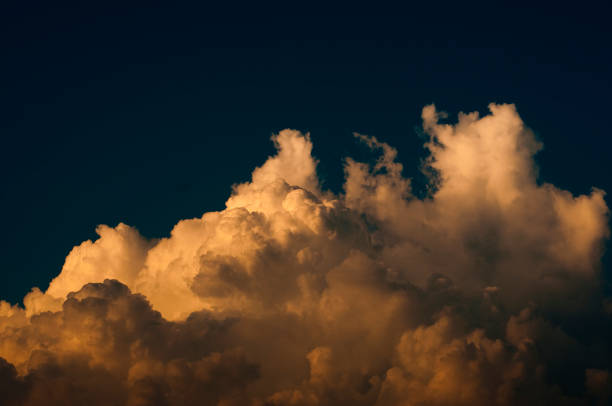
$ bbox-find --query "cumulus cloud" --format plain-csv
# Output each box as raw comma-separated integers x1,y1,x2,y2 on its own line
1,104,610,405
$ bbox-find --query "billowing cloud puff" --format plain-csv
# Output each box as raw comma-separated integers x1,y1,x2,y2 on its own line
1,104,610,405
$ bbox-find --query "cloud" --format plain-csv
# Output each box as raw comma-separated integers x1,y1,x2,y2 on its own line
1,105,610,405
1,279,258,406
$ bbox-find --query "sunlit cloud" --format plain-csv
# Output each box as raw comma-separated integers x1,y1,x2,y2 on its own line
1,104,609,405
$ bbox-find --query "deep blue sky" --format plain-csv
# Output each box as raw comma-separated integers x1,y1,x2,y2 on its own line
1,2,611,304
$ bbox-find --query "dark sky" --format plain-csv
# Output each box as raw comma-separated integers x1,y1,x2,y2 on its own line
1,2,611,304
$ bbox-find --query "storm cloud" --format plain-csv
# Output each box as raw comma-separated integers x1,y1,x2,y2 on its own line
1,104,610,405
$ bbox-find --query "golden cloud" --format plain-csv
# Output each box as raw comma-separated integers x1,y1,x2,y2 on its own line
1,104,609,405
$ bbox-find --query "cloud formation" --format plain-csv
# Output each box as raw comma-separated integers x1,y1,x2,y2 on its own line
1,103,610,405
